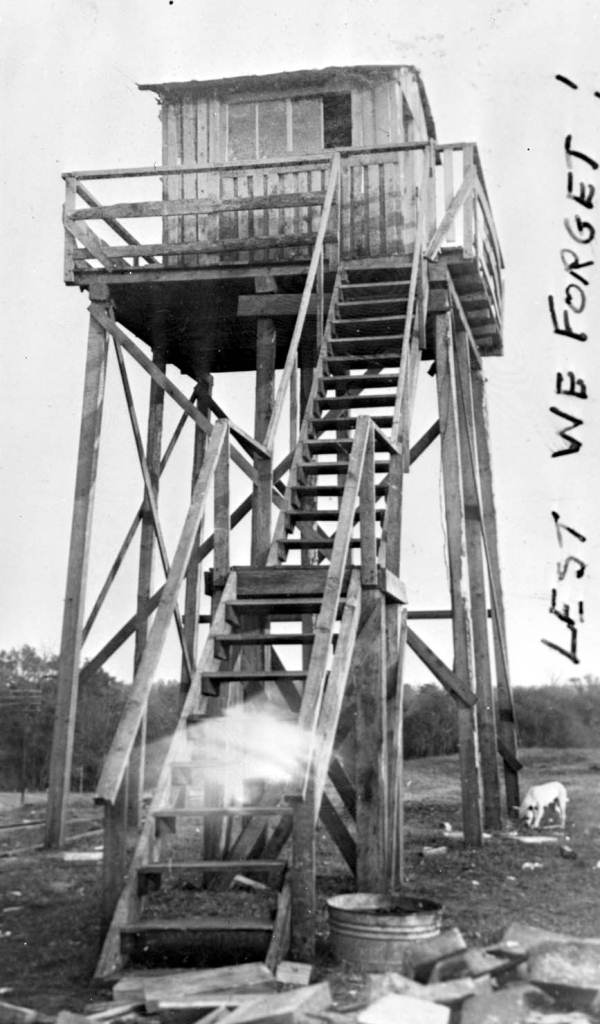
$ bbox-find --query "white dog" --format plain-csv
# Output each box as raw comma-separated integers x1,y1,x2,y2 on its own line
518,781,568,829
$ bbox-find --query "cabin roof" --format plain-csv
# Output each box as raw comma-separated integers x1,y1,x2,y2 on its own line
139,64,436,138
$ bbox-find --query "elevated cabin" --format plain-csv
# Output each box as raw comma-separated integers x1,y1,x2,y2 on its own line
63,65,503,376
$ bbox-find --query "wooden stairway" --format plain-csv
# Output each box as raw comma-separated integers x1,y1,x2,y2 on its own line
95,259,418,979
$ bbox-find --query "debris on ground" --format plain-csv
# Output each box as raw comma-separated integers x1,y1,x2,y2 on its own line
3,917,600,1024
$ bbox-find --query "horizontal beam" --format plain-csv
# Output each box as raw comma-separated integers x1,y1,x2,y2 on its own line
71,192,327,221
407,608,492,619
406,626,477,708
237,294,331,318
74,232,337,260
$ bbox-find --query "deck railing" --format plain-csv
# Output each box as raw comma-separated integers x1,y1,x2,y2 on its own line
63,142,502,300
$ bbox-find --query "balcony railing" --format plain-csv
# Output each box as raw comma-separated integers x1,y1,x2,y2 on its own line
63,142,503,325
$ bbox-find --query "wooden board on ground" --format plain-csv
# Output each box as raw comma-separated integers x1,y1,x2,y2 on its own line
143,961,276,1009
222,981,331,1024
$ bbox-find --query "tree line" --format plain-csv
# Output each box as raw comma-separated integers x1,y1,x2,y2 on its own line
0,645,598,793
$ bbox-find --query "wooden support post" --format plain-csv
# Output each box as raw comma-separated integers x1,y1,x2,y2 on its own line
455,332,501,831
471,366,521,815
252,317,276,567
434,310,483,847
290,786,316,961
353,595,388,889
45,298,109,848
181,375,212,698
101,775,128,935
130,345,166,828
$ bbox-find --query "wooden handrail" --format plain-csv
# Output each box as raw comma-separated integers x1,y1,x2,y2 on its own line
264,151,340,452
75,182,159,264
62,143,429,181
95,419,229,806
70,191,327,221
292,416,374,801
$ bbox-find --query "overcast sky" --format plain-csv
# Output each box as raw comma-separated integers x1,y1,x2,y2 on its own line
1,0,599,688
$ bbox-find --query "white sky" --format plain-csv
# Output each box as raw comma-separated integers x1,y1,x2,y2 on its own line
1,0,599,688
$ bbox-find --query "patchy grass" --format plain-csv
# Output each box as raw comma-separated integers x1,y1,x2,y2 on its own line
1,750,599,1010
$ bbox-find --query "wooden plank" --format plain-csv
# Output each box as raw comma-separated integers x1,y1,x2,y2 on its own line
434,310,483,846
319,793,356,872
101,780,128,933
290,789,316,961
313,569,362,806
293,416,370,794
71,190,327,220
471,366,520,813
454,331,501,831
95,421,228,805
252,317,276,566
223,982,331,1024
462,145,476,258
75,231,336,260
182,377,213,693
130,345,166,826
359,424,378,587
410,420,441,464
143,962,275,1006
64,218,117,271
45,306,108,848
353,594,388,889
64,175,77,282
264,880,291,974
406,628,476,708
75,181,159,264
213,418,230,590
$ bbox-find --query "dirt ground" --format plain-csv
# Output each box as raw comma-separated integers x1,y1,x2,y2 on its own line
1,748,599,1012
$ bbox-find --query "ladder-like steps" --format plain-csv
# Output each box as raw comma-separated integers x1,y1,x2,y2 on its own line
325,354,401,369
289,508,385,522
332,316,406,336
226,598,324,617
328,336,404,353
154,805,293,832
137,860,286,896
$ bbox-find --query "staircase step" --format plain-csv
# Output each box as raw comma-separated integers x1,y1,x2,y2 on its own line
202,670,307,694
214,632,316,652
325,353,401,369
339,278,410,293
323,373,400,389
120,916,273,968
289,507,385,522
332,316,406,336
337,298,409,316
329,336,404,353
310,415,393,432
319,393,396,409
137,859,285,895
234,566,330,597
281,538,363,550
296,459,389,475
295,483,389,497
227,597,324,617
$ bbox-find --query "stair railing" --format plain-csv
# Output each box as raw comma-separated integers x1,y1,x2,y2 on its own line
264,151,341,454
290,415,391,802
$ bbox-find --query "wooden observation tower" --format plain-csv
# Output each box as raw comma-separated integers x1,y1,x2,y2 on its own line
47,65,520,976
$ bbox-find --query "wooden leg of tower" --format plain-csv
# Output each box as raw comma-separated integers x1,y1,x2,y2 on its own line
251,318,276,567
454,332,502,832
45,299,109,848
290,785,316,961
471,366,521,815
384,444,405,884
434,311,483,847
101,774,128,934
130,346,166,829
181,374,212,698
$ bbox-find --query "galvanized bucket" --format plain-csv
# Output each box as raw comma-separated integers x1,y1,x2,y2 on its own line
327,892,442,972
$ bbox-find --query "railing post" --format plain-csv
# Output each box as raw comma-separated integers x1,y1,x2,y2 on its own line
63,175,77,284
213,421,230,604
462,144,476,258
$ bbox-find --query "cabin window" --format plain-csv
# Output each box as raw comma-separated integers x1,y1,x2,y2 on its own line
323,93,352,148
227,93,352,159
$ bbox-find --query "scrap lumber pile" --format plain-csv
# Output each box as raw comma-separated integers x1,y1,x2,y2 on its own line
2,921,600,1024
